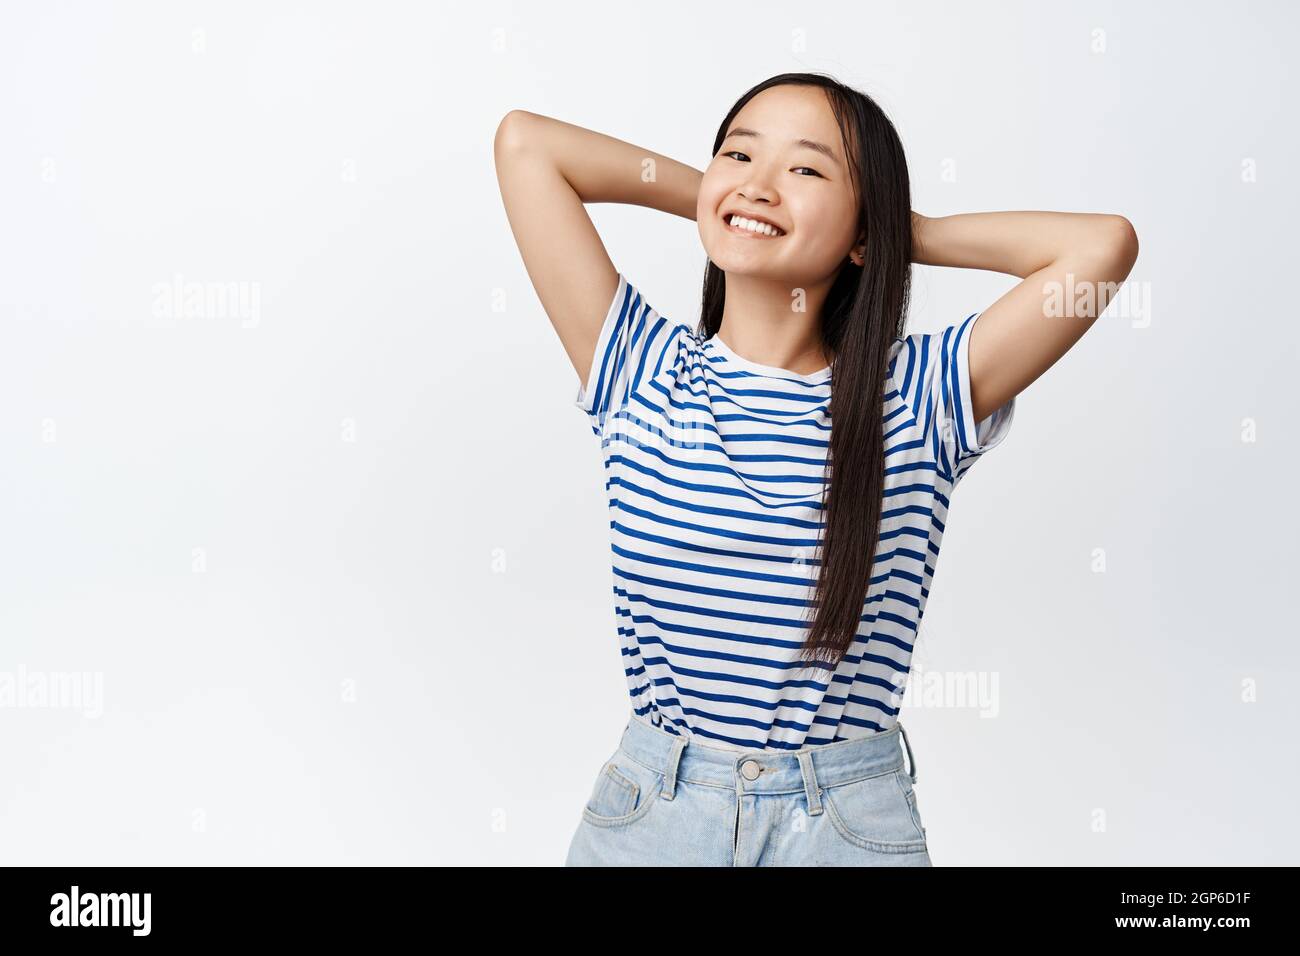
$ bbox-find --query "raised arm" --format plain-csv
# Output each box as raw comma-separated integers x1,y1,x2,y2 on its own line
912,211,1140,423
492,110,703,384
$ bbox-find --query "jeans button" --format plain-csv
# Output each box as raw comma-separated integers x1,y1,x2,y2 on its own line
739,759,762,781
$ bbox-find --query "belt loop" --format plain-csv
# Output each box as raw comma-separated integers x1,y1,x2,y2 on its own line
660,735,688,800
796,750,823,816
898,722,917,785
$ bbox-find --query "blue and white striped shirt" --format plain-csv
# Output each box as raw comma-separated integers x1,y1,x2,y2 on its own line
575,273,1015,751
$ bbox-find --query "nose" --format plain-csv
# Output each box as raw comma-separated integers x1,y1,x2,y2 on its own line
737,166,778,207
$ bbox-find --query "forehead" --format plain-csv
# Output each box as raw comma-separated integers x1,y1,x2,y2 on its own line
723,85,847,166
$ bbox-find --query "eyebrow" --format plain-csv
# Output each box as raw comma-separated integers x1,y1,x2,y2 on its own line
721,127,842,167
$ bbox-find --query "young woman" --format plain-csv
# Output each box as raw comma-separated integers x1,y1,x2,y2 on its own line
493,72,1138,866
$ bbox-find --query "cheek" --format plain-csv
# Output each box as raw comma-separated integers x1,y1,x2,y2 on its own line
696,173,728,219
696,181,733,248
793,203,857,257
696,194,715,227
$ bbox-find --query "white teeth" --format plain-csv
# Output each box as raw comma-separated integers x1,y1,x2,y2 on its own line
727,214,783,236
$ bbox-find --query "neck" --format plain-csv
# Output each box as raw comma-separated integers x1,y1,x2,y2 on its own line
715,272,833,374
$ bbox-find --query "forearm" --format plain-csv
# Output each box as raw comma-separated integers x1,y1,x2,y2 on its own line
913,210,1137,279
502,110,701,220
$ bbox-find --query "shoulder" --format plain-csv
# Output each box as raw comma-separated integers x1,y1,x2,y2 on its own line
887,315,980,384
618,274,702,352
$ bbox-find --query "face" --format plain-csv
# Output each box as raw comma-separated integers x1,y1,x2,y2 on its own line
697,84,863,285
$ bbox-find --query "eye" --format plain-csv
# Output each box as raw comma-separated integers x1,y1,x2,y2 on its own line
721,150,823,179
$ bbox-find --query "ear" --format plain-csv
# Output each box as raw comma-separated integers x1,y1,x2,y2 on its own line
848,236,866,266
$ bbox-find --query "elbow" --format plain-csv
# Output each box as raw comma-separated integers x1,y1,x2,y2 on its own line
494,109,538,158
1105,215,1140,274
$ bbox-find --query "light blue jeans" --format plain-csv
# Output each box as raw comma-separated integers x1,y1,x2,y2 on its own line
564,712,932,866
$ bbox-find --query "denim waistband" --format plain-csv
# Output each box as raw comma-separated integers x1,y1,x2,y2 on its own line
617,712,918,817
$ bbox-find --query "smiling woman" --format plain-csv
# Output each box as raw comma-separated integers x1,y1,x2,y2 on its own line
492,70,1136,868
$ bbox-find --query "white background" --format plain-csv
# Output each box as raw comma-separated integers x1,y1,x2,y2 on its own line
1,0,1295,865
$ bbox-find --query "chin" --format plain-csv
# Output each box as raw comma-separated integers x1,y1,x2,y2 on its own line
704,253,764,277
702,242,780,276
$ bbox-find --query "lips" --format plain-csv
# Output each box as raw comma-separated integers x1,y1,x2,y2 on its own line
721,212,787,237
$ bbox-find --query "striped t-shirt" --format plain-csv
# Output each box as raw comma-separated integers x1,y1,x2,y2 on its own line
574,272,1015,751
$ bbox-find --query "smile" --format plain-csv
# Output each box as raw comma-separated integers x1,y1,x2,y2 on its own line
721,214,786,238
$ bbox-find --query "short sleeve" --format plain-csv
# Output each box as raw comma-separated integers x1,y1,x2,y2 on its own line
574,272,686,437
892,311,1015,487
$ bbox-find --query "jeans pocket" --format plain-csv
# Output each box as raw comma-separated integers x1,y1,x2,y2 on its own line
898,772,928,839
899,770,930,837
581,750,664,828
821,768,929,853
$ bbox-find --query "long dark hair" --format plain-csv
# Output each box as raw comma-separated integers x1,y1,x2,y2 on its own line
698,72,913,671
